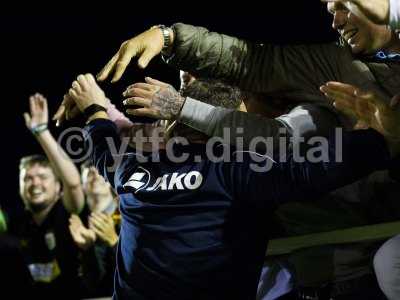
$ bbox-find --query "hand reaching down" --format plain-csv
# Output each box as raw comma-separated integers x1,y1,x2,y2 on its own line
123,77,185,120
97,27,170,83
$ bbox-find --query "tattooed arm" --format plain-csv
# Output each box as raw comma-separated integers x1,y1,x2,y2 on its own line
123,77,185,120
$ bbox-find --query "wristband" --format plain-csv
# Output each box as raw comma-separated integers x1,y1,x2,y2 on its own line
83,104,107,119
31,123,48,135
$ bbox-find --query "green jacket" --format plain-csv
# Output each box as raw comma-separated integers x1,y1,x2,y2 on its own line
167,23,400,104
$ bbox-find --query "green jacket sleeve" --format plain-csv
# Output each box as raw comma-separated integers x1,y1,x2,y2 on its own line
166,23,352,105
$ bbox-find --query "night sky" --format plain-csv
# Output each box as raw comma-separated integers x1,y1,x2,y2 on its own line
1,3,338,217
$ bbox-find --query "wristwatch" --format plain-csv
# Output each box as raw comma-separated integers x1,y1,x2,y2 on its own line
152,25,172,52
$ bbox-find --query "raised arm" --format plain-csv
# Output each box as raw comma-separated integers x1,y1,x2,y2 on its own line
24,94,84,213
97,24,348,105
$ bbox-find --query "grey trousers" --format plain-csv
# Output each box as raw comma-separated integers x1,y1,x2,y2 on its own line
374,234,400,300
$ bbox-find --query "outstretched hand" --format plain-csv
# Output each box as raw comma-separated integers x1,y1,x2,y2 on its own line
97,27,166,83
24,93,49,130
122,77,185,120
320,81,400,155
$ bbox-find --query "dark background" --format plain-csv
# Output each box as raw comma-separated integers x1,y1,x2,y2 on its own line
0,3,338,217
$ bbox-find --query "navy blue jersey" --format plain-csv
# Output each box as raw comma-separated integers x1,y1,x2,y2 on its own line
84,119,390,300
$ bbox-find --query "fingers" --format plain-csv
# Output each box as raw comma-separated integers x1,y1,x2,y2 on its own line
131,83,158,92
321,82,377,123
54,106,66,127
97,53,119,82
81,228,96,241
320,82,374,109
53,73,98,126
112,42,136,83
77,75,89,91
64,94,75,117
123,97,151,107
35,93,47,105
68,87,78,100
69,223,76,234
69,224,80,241
29,93,48,120
123,83,161,101
98,28,162,82
90,226,104,240
70,214,83,226
29,95,38,115
145,77,170,88
92,212,109,223
85,73,96,84
321,88,356,105
73,73,96,92
137,48,156,69
40,94,48,114
322,81,359,96
126,87,155,99
320,82,359,118
112,59,130,83
72,80,82,94
89,213,108,232
53,97,67,121
320,82,359,105
126,107,161,119
69,221,80,233
62,94,80,121
123,81,167,97
333,99,359,119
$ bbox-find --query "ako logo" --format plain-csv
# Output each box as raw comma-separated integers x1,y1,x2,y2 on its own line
123,167,151,193
123,167,203,193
